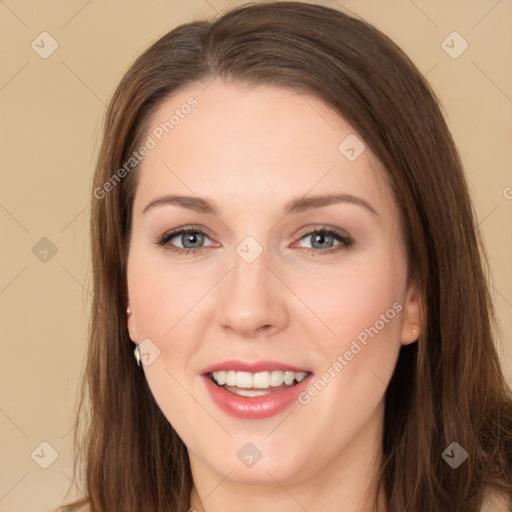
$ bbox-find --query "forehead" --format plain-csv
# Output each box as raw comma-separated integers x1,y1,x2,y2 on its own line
133,80,391,216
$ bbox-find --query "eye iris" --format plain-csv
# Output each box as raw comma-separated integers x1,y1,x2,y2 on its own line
182,232,204,248
311,232,334,249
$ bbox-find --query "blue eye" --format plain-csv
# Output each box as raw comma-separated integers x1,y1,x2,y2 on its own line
155,226,352,255
296,227,352,254
156,228,213,252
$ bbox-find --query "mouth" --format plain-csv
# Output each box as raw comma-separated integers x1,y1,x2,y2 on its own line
200,361,313,419
207,369,310,397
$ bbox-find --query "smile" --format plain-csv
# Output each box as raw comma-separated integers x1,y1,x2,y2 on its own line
209,370,309,397
201,361,313,419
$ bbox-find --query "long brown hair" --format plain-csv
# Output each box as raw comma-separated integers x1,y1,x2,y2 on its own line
59,2,512,511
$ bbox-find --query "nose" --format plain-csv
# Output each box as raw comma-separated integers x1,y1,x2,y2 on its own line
216,245,289,339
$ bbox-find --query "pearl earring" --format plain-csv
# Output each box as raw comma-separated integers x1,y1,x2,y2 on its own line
127,306,132,314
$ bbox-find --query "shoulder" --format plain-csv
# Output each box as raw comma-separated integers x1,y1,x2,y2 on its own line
479,490,510,512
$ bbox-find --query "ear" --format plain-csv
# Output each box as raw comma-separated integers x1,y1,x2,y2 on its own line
125,287,139,342
400,277,422,345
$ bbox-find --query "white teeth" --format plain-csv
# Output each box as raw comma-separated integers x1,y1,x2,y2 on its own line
269,371,284,386
295,371,308,383
226,370,236,386
211,370,309,388
236,371,253,388
215,371,226,385
230,388,272,397
253,372,270,388
283,371,295,385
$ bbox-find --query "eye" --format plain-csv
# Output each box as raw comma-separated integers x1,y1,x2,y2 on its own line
294,227,353,254
155,227,214,254
155,225,353,256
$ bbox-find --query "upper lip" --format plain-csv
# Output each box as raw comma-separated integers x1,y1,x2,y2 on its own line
201,360,311,375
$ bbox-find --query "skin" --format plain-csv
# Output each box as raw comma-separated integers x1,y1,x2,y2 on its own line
126,79,421,512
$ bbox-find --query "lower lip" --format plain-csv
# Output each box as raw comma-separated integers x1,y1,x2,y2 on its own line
202,374,312,419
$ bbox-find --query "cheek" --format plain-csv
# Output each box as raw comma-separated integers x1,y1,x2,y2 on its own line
126,247,211,420
295,248,406,422
301,249,405,347
127,245,209,339
127,265,199,436
295,247,406,402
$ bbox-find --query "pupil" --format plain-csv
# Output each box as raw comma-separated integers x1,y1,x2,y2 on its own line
313,232,332,249
183,232,203,248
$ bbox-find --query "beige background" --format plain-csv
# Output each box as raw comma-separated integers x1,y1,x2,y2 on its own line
1,0,511,510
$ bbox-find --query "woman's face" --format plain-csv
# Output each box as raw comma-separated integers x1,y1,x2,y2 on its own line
126,80,420,489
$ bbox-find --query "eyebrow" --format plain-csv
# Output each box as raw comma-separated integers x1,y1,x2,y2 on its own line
141,193,378,216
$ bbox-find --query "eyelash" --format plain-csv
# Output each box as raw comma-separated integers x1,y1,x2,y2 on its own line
155,225,353,256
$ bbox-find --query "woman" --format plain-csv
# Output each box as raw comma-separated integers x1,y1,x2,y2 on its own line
59,2,512,511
